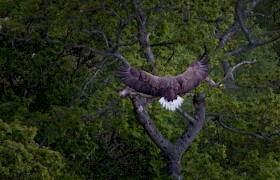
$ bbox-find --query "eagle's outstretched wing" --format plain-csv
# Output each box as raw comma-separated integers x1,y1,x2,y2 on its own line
117,53,209,110
117,62,161,97
174,54,209,95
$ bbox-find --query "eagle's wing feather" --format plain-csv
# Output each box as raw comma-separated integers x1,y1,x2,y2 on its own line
118,53,209,100
174,56,209,95
118,63,161,97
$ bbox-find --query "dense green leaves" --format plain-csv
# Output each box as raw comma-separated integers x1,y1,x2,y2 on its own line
0,120,64,179
0,0,279,179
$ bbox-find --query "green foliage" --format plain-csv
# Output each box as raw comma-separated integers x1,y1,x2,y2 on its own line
0,0,279,179
0,120,64,179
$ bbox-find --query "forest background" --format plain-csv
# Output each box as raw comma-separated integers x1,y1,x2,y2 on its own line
0,0,279,179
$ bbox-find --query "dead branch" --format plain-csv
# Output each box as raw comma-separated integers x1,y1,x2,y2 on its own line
133,0,155,63
131,96,173,152
83,30,110,51
232,59,257,72
205,77,223,88
119,86,154,99
236,0,254,44
216,113,273,141
176,108,196,124
216,0,280,56
209,59,257,87
205,59,256,88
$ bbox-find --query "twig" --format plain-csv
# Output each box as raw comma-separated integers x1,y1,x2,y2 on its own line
83,30,110,51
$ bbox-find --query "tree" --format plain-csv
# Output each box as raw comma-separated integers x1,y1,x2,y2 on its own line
0,0,279,179
66,0,280,178
0,119,64,179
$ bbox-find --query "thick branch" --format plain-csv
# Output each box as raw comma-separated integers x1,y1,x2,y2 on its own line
131,96,173,152
113,52,131,66
133,0,155,63
216,22,239,50
183,3,190,22
175,93,207,153
224,0,280,56
119,86,154,99
236,1,254,44
176,108,196,124
225,38,279,56
216,0,280,57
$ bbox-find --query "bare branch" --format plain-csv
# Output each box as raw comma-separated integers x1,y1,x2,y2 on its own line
215,0,280,57
85,99,120,122
133,0,155,63
69,57,109,107
236,1,254,44
113,14,137,51
205,77,222,88
69,45,111,57
216,22,239,50
247,0,262,13
119,86,154,99
176,108,196,124
68,45,134,69
232,58,257,72
212,59,257,87
225,36,280,56
223,0,280,56
80,59,107,94
113,52,131,66
150,41,175,64
131,96,173,152
83,30,110,51
175,93,207,153
216,113,273,141
102,5,121,19
261,29,280,37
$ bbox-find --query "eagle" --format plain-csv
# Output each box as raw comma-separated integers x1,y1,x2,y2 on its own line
118,53,209,111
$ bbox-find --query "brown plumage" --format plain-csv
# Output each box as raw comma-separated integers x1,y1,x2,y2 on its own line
118,53,209,111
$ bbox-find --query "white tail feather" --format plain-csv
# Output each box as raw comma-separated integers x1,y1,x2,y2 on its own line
159,96,184,111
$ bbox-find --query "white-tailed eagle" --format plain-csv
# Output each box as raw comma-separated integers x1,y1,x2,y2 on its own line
118,53,209,111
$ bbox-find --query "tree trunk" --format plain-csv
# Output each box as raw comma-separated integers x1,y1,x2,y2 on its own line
131,93,207,179
221,60,239,89
164,149,183,180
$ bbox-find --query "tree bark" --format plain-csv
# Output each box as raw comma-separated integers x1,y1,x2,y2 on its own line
164,148,183,180
131,93,207,179
221,60,239,89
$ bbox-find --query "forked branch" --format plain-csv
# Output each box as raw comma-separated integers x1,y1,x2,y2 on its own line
206,59,257,87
